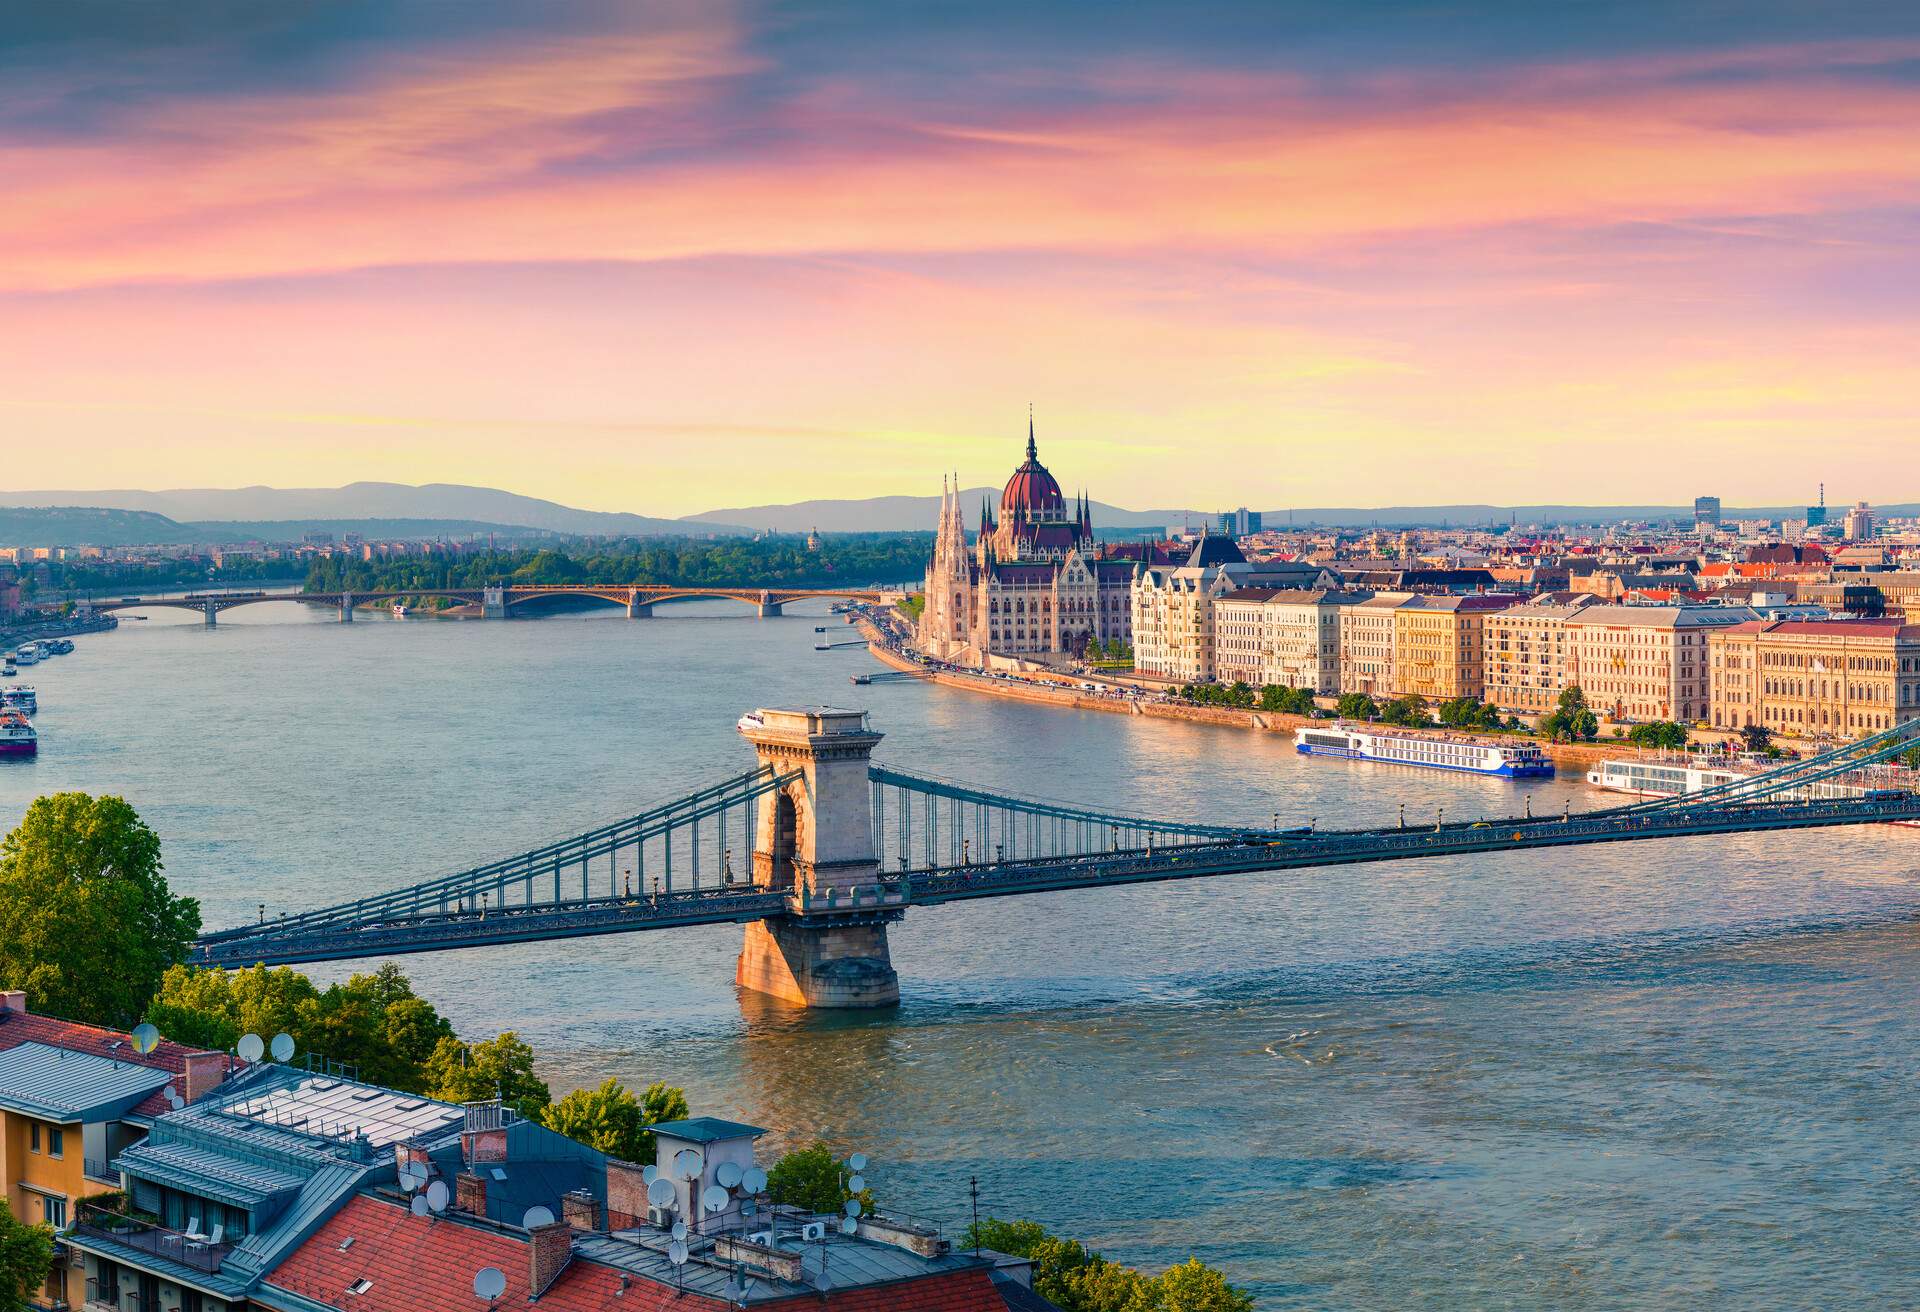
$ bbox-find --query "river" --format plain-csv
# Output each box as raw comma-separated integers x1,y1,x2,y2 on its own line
5,600,1917,1307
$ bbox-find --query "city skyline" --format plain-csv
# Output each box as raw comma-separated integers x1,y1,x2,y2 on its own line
5,2,1919,514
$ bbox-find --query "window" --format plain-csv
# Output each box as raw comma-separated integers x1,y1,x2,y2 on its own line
347,1278,374,1295
48,1126,63,1158
42,1196,66,1228
29,1123,39,1152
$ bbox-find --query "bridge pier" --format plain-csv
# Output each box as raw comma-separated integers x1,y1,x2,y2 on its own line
339,591,354,622
627,593,653,618
757,600,783,618
734,706,898,1008
202,600,218,627
483,585,508,620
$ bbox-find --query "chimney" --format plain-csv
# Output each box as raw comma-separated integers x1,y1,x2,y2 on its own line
528,1219,572,1297
560,1189,601,1233
0,990,24,1015
456,1171,487,1216
181,1051,227,1104
604,1159,648,1231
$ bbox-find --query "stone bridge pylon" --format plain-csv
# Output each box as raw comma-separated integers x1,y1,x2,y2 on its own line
733,707,900,1007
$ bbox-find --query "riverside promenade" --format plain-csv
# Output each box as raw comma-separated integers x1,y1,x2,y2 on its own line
851,608,1637,772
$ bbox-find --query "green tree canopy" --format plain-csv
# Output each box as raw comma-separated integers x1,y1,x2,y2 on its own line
0,794,200,1026
0,1201,55,1312
1625,721,1689,750
961,1219,1252,1312
147,963,456,1092
1742,723,1775,753
765,1142,877,1215
1537,687,1600,742
422,1031,551,1118
538,1079,688,1163
1335,693,1378,720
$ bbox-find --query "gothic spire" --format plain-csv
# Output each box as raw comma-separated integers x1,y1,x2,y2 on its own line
1026,404,1037,463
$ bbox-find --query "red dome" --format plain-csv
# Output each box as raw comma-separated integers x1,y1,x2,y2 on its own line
1001,427,1066,518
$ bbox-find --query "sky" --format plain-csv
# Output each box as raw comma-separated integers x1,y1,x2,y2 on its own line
2,0,1917,516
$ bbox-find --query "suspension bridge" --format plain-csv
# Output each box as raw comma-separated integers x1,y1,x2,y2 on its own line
192,708,1920,1006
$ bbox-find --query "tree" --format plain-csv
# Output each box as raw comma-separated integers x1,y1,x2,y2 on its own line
1257,685,1315,715
1335,693,1378,720
1625,721,1688,750
765,1142,877,1215
1537,687,1599,742
0,1201,54,1312
1742,723,1774,753
1378,696,1429,728
423,1031,551,1118
538,1079,688,1162
1134,1258,1257,1312
0,794,200,1026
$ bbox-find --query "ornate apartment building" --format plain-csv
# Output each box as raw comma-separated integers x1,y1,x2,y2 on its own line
1131,537,1334,683
1564,604,1754,723
918,424,1136,666
1215,588,1365,692
1338,592,1414,698
1708,618,1920,738
1390,595,1517,701
1483,597,1598,715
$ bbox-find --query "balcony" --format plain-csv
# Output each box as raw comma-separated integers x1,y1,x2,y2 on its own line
82,1157,119,1185
70,1204,232,1275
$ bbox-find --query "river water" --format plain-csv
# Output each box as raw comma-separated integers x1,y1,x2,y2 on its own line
6,601,1917,1307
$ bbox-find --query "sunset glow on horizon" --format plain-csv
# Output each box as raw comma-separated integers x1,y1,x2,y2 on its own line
4,1,1918,515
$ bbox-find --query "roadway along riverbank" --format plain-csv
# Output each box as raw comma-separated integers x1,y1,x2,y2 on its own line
852,612,1633,772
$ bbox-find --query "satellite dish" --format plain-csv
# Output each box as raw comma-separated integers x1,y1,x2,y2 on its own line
642,1164,658,1185
131,1023,160,1055
399,1163,425,1192
743,1166,768,1194
840,1216,858,1235
847,1153,867,1172
702,1184,728,1213
165,1090,184,1110
522,1206,555,1229
410,1195,430,1218
715,1162,743,1190
161,1082,178,1101
671,1219,687,1241
668,1240,688,1267
847,1174,865,1194
473,1267,507,1300
425,1180,449,1213
269,1032,296,1063
236,1033,265,1063
844,1199,862,1219
673,1147,704,1180
646,1177,675,1208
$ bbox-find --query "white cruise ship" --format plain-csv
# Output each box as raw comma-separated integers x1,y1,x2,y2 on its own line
1296,723,1553,778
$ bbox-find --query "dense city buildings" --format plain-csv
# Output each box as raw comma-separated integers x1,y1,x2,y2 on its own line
1483,597,1599,716
1391,595,1517,702
1562,605,1755,723
919,425,1137,666
1338,592,1415,699
1214,588,1363,691
1708,618,1920,737
1130,536,1333,681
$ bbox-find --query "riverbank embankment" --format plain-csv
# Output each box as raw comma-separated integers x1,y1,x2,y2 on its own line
853,613,1635,772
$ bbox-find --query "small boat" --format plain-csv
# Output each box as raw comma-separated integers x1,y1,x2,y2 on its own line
391,603,411,617
3,686,36,716
13,645,39,666
1296,721,1553,778
0,709,36,757
736,712,766,735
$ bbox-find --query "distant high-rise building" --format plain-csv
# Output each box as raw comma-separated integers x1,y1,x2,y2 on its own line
1217,507,1263,536
1694,496,1721,530
1843,500,1875,542
1807,482,1827,528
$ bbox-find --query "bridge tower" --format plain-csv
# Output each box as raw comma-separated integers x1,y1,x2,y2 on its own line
734,707,899,1008
482,585,508,620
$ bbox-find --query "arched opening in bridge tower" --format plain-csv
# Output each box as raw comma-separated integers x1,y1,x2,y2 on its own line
765,792,801,891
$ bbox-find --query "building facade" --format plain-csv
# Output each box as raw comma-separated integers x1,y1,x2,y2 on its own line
1132,537,1335,683
1390,595,1516,701
1708,618,1920,738
918,425,1136,666
1483,599,1595,716
1338,592,1414,699
1215,588,1363,692
1563,604,1755,723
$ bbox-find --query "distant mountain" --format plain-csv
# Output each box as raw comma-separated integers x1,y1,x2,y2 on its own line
0,483,749,537
692,493,1920,532
0,506,197,547
686,489,1202,533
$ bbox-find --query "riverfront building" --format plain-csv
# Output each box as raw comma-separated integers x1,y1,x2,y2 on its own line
1708,618,1920,738
1131,535,1335,682
1483,597,1600,716
1338,592,1415,699
1215,588,1366,692
1563,604,1755,724
1390,595,1517,701
919,424,1137,666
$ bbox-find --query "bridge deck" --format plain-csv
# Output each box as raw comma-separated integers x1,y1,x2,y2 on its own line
194,794,1920,968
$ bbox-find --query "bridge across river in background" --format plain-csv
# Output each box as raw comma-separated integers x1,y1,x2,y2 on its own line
82,583,907,624
193,707,1920,1008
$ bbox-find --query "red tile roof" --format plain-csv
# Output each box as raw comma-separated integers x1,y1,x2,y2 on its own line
0,1006,214,1116
263,1196,1010,1312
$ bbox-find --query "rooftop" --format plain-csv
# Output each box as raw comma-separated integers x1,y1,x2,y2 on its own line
0,1039,175,1123
213,1071,468,1149
649,1116,767,1145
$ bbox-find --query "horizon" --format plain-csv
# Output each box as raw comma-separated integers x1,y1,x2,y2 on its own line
5,3,1917,514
